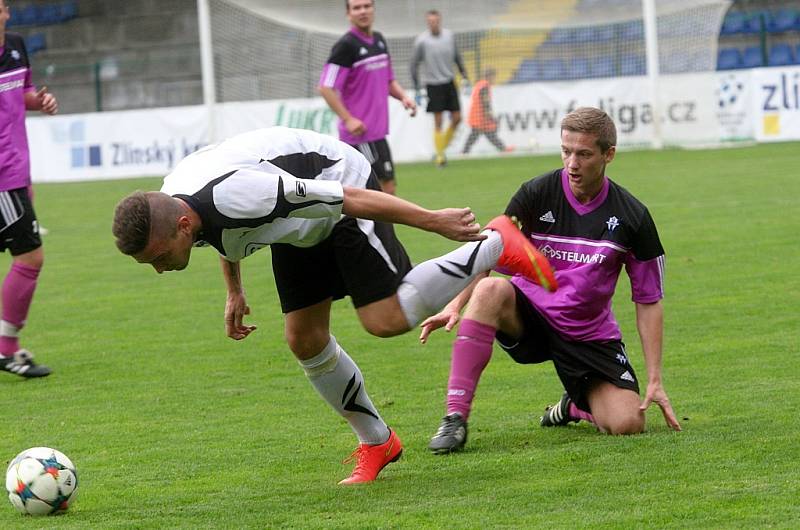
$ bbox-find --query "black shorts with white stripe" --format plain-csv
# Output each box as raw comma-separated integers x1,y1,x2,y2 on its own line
495,283,640,413
270,174,412,313
350,138,395,183
0,187,42,256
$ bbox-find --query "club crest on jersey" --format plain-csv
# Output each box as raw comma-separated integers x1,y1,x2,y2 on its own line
11,50,21,60
606,216,620,232
539,211,555,223
296,181,307,197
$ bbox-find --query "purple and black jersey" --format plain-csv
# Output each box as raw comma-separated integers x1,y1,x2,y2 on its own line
0,33,36,191
506,168,665,342
319,28,394,145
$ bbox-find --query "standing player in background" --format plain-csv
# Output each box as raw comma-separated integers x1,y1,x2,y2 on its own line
410,9,469,168
462,68,512,155
319,0,416,196
112,127,556,485
0,0,57,378
422,108,681,454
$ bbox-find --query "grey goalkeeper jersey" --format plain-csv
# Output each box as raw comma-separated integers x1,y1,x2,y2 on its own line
160,127,372,261
410,28,465,88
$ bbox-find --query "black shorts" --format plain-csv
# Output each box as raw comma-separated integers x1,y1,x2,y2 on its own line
350,138,395,183
426,81,461,113
270,174,412,313
496,284,640,412
0,188,42,256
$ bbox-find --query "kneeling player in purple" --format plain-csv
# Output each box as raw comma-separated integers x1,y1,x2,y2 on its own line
112,127,554,484
423,107,681,454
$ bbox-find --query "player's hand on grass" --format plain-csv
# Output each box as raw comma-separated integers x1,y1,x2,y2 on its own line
35,86,58,115
429,207,485,242
344,116,366,136
419,309,460,344
640,381,682,431
224,291,257,340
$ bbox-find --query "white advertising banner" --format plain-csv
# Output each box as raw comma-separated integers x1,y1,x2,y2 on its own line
751,65,800,142
27,105,208,182
26,71,759,183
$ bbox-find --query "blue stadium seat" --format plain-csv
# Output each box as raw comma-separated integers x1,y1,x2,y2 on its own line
717,48,742,70
742,46,764,68
743,11,769,34
767,9,799,33
589,56,615,78
59,0,79,21
573,26,596,43
17,5,38,26
540,59,566,81
548,27,575,44
568,58,591,79
768,44,795,66
38,5,60,25
25,33,47,55
594,25,615,42
721,12,746,35
620,20,644,40
512,59,541,83
620,54,645,76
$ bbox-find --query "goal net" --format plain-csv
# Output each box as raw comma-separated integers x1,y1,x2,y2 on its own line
205,0,731,102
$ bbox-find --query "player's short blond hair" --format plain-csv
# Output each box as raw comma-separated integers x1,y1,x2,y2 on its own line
561,107,617,153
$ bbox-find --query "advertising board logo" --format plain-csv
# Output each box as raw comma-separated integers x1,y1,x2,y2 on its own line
717,74,745,109
61,121,102,169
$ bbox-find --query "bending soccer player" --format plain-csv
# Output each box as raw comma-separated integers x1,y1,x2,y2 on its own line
112,126,555,484
423,107,681,454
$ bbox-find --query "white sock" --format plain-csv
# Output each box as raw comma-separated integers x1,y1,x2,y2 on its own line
398,230,502,327
299,335,390,445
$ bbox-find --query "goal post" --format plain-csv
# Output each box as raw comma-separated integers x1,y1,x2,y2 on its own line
198,0,732,148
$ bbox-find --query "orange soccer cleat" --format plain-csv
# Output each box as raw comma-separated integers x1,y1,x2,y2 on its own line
485,215,558,292
338,430,403,485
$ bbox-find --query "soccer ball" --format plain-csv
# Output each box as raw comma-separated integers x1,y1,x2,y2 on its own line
5,447,78,515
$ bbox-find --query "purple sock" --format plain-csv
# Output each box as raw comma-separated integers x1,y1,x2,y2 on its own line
445,319,496,420
1,262,41,355
569,402,595,424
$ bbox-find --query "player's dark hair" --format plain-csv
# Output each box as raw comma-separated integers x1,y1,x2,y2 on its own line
426,9,440,17
561,107,617,152
113,191,151,255
346,0,373,12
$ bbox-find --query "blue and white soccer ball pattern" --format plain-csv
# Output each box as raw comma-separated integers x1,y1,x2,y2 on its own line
5,447,78,515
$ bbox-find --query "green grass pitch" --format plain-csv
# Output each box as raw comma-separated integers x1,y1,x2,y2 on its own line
1,143,799,528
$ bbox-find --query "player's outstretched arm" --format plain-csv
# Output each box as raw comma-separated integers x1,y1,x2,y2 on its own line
220,256,257,341
635,301,682,431
342,186,484,242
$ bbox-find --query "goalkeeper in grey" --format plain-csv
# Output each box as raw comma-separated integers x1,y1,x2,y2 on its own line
410,9,469,167
112,126,524,484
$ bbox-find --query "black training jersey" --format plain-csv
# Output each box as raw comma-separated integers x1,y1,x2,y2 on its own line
160,127,372,261
505,168,665,341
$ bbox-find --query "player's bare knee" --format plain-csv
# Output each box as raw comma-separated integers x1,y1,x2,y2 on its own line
471,277,514,309
285,329,330,359
603,412,645,435
360,313,408,338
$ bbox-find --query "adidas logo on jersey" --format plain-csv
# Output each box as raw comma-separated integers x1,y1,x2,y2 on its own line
359,47,368,56
539,211,555,223
620,370,635,382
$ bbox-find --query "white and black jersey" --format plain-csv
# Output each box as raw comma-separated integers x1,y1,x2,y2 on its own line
161,127,372,261
161,127,412,313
